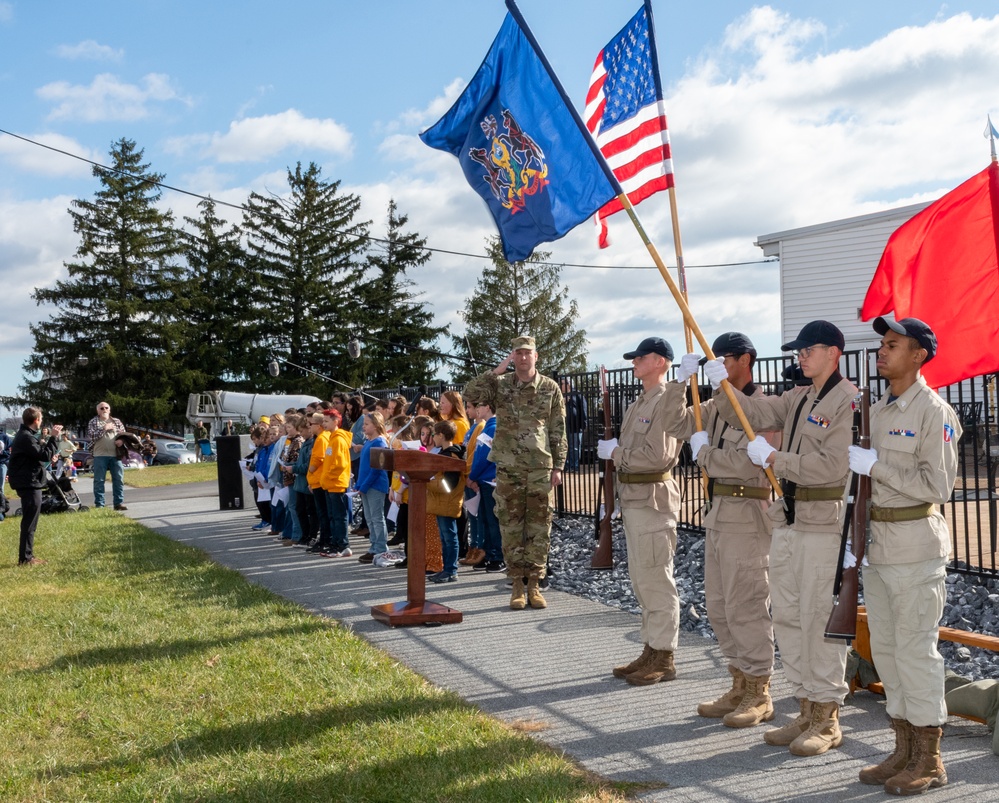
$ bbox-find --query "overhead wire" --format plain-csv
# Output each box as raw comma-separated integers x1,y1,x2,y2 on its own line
0,127,777,271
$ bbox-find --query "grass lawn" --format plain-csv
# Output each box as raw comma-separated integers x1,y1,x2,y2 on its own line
0,510,629,802
123,462,219,488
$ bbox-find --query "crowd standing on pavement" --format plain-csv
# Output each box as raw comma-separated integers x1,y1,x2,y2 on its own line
5,323,992,794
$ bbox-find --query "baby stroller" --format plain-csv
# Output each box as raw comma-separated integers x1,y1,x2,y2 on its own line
39,467,87,514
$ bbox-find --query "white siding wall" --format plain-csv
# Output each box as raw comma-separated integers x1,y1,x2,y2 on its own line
759,203,929,350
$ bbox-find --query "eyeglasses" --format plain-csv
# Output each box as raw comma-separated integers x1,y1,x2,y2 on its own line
792,345,829,359
98,405,110,410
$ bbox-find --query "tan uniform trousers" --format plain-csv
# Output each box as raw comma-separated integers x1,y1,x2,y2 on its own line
864,557,948,726
704,526,774,677
770,525,849,704
622,505,679,652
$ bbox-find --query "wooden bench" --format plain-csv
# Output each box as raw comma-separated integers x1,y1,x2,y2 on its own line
853,606,999,724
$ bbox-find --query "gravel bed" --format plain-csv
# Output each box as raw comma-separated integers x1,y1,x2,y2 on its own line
548,516,999,681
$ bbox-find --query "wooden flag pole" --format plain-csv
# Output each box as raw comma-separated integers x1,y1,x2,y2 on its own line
618,192,782,496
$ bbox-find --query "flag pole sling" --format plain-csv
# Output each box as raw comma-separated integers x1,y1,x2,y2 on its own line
506,0,780,496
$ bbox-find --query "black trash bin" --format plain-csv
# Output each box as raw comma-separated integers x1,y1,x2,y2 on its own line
216,435,244,510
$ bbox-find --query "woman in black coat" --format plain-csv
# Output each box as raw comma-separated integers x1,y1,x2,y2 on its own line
8,407,62,566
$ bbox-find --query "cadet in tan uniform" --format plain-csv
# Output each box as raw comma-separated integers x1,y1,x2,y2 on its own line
597,337,683,686
464,336,566,610
669,333,779,727
849,317,960,796
713,320,856,756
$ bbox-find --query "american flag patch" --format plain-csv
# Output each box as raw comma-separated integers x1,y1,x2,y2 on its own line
807,413,830,428
638,417,651,424
944,424,954,443
888,429,916,437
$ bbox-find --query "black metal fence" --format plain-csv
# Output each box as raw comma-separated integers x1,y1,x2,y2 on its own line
371,353,999,579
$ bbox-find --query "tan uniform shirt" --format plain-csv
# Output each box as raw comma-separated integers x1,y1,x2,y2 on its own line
716,374,857,533
867,377,961,564
612,381,681,513
663,381,778,534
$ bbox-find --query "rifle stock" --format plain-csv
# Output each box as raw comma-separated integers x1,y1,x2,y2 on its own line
824,352,871,640
591,366,614,569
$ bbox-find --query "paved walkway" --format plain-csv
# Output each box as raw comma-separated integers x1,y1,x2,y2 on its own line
115,482,996,801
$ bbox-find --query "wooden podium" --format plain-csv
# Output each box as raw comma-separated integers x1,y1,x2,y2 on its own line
368,447,465,626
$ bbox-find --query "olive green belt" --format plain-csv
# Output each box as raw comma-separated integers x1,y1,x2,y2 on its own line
712,482,771,500
617,471,670,484
793,485,846,502
870,503,934,522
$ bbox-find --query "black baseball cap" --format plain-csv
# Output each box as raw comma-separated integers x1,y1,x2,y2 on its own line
700,332,756,364
873,316,937,362
781,320,845,352
623,337,674,361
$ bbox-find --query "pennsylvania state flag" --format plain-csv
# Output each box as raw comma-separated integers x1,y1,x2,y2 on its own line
420,13,617,263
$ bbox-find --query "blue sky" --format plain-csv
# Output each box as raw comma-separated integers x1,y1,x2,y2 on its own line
2,1,998,408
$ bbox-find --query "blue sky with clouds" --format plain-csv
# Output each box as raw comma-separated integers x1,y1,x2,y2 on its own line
1,1,998,407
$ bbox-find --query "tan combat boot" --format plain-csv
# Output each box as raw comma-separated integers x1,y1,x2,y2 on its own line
613,644,653,679
789,700,843,756
459,548,485,566
723,674,775,728
625,649,676,686
859,717,912,785
697,666,745,717
527,576,547,609
764,698,813,746
884,725,947,796
510,577,527,610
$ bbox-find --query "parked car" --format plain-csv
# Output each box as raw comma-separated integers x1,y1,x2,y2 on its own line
151,439,197,465
72,448,94,473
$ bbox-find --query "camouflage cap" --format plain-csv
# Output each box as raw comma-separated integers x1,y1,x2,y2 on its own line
511,335,536,350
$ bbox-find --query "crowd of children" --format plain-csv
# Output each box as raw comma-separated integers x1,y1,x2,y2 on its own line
239,391,502,583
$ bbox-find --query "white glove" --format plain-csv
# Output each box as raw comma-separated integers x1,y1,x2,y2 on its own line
747,436,777,467
703,358,728,390
848,445,878,476
842,543,857,569
675,353,702,383
597,438,618,460
689,431,709,462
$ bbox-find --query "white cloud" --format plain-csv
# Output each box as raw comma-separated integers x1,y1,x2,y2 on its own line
165,109,353,164
0,131,98,177
54,40,124,62
37,73,189,122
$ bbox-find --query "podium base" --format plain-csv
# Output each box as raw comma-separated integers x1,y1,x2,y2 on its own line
370,600,463,627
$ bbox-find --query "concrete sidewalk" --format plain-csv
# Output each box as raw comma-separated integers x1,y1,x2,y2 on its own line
117,484,996,801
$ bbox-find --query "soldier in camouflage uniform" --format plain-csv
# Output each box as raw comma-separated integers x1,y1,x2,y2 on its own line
465,335,567,610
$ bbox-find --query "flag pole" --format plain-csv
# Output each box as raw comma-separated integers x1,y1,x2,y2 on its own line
988,115,998,163
505,0,780,496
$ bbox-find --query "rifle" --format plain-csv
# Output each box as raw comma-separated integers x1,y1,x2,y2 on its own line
591,365,614,569
824,350,871,640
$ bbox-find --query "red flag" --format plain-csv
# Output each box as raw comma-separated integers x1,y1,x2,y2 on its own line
861,162,999,388
584,5,673,248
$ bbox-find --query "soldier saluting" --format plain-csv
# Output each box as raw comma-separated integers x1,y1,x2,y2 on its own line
464,336,566,610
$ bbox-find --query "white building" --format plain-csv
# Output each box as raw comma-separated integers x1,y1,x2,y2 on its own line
756,202,930,352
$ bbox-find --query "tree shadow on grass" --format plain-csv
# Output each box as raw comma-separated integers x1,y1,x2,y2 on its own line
22,621,330,674
32,696,608,803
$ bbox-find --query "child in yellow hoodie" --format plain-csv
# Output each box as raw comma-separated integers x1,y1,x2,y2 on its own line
319,408,353,558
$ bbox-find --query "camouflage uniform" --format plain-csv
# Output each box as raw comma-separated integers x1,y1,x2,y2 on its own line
465,363,566,579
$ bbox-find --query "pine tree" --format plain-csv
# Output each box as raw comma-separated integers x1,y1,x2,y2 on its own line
179,198,258,391
242,162,369,397
355,200,450,387
22,137,190,425
452,238,588,382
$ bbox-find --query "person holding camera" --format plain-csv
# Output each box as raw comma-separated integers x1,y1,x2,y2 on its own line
87,401,128,510
8,407,63,566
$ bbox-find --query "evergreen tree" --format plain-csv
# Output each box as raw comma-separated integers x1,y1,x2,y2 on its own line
21,137,192,426
451,238,588,382
355,200,450,387
242,162,369,397
179,198,258,391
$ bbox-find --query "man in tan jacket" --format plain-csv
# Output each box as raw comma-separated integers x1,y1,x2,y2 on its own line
669,333,779,728
597,337,683,686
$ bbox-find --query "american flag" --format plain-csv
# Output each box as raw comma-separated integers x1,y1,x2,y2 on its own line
584,5,673,248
